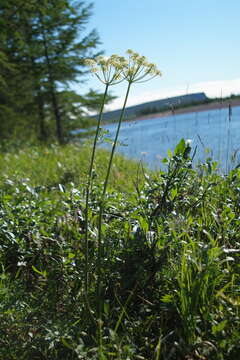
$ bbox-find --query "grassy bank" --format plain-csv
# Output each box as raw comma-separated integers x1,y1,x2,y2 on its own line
0,142,240,359
0,143,143,192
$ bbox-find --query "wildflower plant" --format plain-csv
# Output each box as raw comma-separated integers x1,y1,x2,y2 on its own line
83,55,127,294
102,50,162,198
84,51,162,315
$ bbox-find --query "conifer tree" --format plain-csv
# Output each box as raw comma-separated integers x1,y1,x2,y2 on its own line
0,0,103,143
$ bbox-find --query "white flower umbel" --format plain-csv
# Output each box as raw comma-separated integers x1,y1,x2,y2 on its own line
84,51,162,319
85,55,127,85
102,50,162,199
123,49,162,84
98,54,162,316
84,54,128,296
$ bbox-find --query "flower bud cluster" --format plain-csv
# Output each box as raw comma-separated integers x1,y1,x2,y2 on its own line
84,55,127,85
85,50,162,85
124,49,162,83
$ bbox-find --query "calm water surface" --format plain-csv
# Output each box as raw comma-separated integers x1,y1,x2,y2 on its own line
102,106,240,172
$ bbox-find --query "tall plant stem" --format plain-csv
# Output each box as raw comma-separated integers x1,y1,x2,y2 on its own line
226,103,232,173
102,81,132,198
96,81,132,318
84,83,109,296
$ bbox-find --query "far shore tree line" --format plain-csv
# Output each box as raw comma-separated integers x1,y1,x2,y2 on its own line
0,0,114,145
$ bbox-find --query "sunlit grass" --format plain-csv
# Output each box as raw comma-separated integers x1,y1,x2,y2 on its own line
0,143,143,192
0,139,239,359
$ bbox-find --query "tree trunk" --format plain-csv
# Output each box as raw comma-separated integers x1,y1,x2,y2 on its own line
37,92,47,141
49,86,63,144
40,18,64,144
30,56,48,141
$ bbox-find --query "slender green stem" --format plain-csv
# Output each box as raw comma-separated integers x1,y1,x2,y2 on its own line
96,81,132,319
102,81,132,198
84,83,109,296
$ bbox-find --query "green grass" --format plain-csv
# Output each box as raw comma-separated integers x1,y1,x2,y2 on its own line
0,141,240,359
0,143,143,192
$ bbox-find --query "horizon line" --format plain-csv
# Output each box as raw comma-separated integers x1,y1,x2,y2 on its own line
105,77,240,111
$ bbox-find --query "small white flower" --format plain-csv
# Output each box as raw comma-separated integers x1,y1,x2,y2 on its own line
17,261,27,267
146,231,155,244
84,58,96,67
185,139,192,146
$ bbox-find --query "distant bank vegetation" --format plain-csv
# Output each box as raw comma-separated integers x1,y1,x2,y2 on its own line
95,92,240,123
94,92,208,122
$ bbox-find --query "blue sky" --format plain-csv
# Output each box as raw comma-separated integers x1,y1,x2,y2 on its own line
82,0,240,110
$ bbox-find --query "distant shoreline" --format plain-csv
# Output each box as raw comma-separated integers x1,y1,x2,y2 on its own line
134,98,240,121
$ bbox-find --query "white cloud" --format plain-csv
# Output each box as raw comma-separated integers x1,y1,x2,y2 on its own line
105,77,240,111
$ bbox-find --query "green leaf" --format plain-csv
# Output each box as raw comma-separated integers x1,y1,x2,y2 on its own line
32,265,47,278
170,187,178,200
104,301,110,315
174,138,186,156
167,149,173,159
61,337,74,350
161,294,174,303
212,320,227,334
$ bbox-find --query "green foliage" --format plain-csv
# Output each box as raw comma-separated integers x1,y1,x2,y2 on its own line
0,143,140,191
0,140,240,359
58,89,116,141
0,0,107,143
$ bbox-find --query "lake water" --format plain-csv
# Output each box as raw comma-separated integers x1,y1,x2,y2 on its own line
102,106,240,172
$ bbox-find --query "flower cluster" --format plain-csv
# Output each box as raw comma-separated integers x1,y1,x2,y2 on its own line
123,49,162,83
84,55,127,85
85,50,162,85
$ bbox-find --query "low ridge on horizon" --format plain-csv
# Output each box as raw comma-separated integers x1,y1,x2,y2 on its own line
94,92,208,122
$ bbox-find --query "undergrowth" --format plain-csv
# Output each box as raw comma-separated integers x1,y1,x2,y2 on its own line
0,141,239,359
